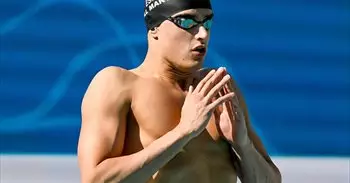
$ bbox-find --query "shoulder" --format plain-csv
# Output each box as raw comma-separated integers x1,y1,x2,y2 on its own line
92,66,136,84
82,66,137,107
89,66,137,90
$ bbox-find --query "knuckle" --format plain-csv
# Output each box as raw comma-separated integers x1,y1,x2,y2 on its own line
197,92,204,98
197,100,205,107
202,96,210,104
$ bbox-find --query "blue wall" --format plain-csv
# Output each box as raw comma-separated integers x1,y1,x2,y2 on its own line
0,0,349,156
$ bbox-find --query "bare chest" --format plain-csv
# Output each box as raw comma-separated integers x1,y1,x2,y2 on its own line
129,81,224,146
133,85,183,138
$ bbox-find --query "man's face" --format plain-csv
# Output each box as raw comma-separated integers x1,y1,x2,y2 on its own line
156,8,213,70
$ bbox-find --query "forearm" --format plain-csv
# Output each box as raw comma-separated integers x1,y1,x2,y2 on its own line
231,142,281,183
92,128,191,183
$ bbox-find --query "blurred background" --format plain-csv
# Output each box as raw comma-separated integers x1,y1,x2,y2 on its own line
0,0,349,182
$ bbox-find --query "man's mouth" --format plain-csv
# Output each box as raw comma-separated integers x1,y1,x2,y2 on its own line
192,46,207,54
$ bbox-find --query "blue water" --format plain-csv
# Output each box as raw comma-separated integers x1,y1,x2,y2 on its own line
0,0,349,156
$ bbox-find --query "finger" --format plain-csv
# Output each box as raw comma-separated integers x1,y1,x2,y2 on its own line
220,86,235,121
200,67,226,95
188,85,194,94
218,78,228,96
223,85,235,113
215,88,225,113
185,77,194,90
218,85,225,97
228,99,235,118
226,80,241,106
207,92,235,110
205,75,231,103
222,100,236,121
226,76,235,92
197,69,220,94
223,98,231,112
224,84,239,105
193,69,215,93
224,84,230,93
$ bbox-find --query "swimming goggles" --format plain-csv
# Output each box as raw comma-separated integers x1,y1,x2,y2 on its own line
168,14,213,30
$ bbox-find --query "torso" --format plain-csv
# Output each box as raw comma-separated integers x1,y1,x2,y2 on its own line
116,69,237,183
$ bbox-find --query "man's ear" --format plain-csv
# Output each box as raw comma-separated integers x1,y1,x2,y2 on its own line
150,27,159,40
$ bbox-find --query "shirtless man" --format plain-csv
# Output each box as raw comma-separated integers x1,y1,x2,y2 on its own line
77,0,282,182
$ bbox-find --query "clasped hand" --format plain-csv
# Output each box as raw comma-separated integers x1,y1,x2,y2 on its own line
213,69,251,147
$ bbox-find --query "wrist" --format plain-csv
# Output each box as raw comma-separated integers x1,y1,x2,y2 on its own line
227,136,251,148
228,138,254,157
172,125,194,142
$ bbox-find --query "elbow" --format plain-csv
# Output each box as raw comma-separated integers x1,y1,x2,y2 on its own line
81,156,141,183
273,168,282,183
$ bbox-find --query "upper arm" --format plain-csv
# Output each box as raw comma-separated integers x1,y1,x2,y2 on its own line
77,67,131,182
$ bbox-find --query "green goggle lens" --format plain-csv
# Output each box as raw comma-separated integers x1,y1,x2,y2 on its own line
170,16,213,30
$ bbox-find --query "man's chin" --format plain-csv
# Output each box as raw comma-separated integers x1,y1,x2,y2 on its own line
192,58,205,66
178,61,202,72
188,60,204,71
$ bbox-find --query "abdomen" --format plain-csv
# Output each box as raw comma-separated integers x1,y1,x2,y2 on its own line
149,139,237,183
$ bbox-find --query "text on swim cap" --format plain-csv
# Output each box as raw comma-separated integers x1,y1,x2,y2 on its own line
144,0,170,16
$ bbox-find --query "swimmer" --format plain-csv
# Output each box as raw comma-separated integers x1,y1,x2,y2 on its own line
77,0,282,182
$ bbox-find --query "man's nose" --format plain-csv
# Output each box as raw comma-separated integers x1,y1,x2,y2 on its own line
194,26,209,41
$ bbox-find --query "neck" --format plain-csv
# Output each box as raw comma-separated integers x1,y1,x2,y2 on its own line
137,51,199,89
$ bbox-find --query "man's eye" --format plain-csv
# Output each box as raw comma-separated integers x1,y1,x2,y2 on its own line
180,19,196,28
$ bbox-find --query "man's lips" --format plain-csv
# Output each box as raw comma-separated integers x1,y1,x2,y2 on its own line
192,45,207,54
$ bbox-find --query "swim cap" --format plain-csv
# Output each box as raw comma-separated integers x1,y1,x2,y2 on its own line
144,0,212,30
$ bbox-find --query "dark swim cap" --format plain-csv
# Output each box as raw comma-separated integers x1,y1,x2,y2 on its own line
144,0,212,30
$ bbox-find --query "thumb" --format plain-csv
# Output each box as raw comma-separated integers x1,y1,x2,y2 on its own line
188,85,194,94
185,76,194,90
